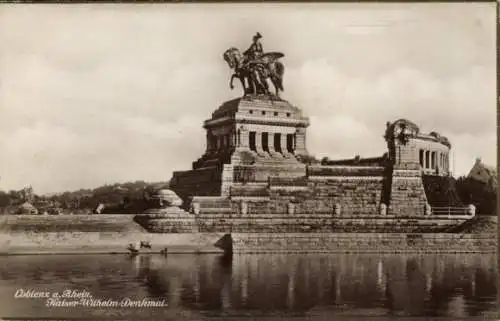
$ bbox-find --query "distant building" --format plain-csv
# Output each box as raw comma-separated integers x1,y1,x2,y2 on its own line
93,203,105,214
48,207,62,215
468,158,496,188
17,202,39,215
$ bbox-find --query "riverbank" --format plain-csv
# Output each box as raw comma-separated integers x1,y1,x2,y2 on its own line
0,215,224,255
0,233,226,255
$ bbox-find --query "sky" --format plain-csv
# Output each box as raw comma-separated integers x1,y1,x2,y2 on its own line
0,3,496,194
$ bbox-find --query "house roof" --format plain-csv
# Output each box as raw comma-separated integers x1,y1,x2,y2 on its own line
468,158,497,186
18,202,38,213
19,202,36,209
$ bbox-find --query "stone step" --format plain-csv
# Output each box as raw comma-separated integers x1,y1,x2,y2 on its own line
194,199,232,208
199,207,234,214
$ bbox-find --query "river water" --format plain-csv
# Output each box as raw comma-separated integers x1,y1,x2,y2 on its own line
0,254,497,319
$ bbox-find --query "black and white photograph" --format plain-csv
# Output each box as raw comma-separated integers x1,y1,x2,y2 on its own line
0,3,497,320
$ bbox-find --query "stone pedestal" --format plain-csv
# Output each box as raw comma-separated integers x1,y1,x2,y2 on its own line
135,189,197,233
389,168,428,217
171,96,310,203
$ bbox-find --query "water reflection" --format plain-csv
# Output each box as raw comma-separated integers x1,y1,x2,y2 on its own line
0,253,496,318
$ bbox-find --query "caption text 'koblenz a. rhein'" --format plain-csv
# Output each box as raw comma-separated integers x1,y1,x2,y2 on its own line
14,288,168,308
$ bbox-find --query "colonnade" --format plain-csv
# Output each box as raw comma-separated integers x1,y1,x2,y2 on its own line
419,149,449,173
247,131,295,155
206,127,307,157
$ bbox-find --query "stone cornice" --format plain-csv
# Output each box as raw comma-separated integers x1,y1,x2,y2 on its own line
235,117,309,127
204,115,310,129
413,134,451,148
203,115,309,129
308,176,384,180
203,116,233,128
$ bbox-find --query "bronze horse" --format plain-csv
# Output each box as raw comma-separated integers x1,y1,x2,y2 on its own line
223,47,285,97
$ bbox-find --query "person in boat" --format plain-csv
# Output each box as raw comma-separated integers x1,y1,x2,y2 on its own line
127,242,140,255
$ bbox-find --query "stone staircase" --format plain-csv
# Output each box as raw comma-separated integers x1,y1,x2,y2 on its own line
444,216,497,234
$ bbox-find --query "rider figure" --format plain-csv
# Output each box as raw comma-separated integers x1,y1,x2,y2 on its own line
244,32,264,62
243,32,269,94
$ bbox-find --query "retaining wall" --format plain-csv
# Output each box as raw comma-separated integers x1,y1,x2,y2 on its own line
196,216,468,233
228,233,497,253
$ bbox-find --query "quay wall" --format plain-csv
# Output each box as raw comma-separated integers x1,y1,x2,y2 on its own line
194,216,468,233
0,215,495,254
228,233,497,254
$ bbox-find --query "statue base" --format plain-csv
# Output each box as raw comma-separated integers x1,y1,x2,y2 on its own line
170,95,310,203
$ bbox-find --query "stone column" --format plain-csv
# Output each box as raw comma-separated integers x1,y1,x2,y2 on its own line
220,135,225,150
238,126,249,150
214,135,220,151
268,132,282,158
281,133,293,158
230,130,236,149
206,131,215,154
294,127,307,155
206,131,211,153
255,131,267,157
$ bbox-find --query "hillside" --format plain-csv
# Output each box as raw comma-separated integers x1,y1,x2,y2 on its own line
0,180,170,215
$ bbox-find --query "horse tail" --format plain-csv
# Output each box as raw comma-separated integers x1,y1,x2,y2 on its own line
274,61,285,91
275,61,285,78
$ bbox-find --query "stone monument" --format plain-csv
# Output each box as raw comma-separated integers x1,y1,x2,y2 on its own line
153,33,472,236
170,33,310,203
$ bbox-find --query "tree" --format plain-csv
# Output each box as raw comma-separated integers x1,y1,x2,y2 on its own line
455,176,496,215
0,190,10,207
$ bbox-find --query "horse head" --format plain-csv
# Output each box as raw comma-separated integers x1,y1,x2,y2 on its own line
223,47,242,69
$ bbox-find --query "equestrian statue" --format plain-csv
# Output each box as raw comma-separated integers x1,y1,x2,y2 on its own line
223,32,285,98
